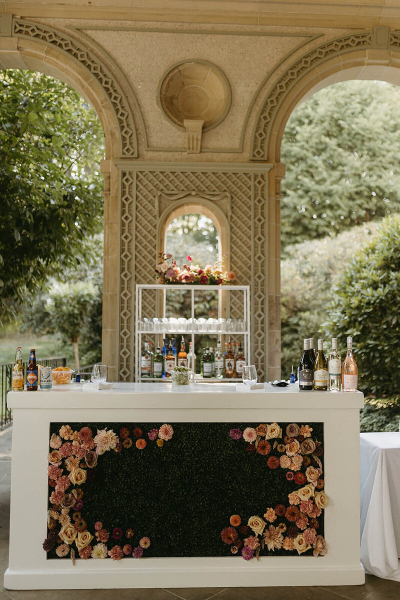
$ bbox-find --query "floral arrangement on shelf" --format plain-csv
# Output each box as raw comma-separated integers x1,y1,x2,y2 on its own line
43,423,174,562
155,253,235,285
222,422,328,560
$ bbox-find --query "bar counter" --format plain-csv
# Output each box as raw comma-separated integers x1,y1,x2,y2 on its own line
5,383,365,589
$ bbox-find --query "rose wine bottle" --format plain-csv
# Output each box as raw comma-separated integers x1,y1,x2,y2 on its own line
342,336,358,392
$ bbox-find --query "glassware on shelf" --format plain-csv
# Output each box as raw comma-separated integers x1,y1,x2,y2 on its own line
243,365,257,386
137,316,248,333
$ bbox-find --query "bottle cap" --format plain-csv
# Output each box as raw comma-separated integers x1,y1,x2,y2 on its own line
347,336,353,347
318,339,323,350
332,338,338,348
304,339,310,350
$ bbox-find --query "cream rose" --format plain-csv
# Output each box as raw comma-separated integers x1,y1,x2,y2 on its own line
76,530,93,550
293,534,311,555
297,484,315,502
266,423,282,439
300,439,316,455
69,468,87,486
314,491,329,509
286,439,300,457
248,515,266,536
313,535,328,557
305,466,322,483
59,523,77,545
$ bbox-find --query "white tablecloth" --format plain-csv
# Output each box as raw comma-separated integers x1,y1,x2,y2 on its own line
360,432,400,581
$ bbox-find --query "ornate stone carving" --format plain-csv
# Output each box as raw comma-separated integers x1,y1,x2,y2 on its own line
156,190,231,220
13,19,137,158
118,166,269,382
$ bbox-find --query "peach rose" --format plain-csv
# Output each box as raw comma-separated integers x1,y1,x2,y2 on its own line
286,424,299,437
280,455,291,469
255,424,268,437
59,523,77,545
286,439,300,457
266,423,282,439
293,534,311,555
314,491,329,509
48,451,62,465
76,531,93,550
297,484,315,502
69,468,87,486
306,466,322,483
313,535,328,557
248,515,266,536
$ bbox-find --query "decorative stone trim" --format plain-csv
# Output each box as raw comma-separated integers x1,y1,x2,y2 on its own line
13,18,138,158
251,28,397,161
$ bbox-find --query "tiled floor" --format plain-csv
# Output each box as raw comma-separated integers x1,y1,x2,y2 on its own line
1,427,399,600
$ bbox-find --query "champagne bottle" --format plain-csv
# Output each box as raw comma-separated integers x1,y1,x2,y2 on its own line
153,346,163,379
12,347,24,391
299,339,313,390
328,338,341,392
342,336,358,392
314,339,328,391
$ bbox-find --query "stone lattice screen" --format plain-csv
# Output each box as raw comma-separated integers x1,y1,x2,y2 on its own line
118,164,271,382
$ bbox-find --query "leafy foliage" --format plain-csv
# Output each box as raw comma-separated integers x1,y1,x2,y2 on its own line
324,215,400,398
281,81,400,253
281,223,378,378
0,70,104,321
360,401,400,433
166,214,219,267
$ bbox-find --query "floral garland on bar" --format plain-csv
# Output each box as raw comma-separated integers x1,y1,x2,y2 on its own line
155,253,235,285
222,422,328,560
43,423,174,561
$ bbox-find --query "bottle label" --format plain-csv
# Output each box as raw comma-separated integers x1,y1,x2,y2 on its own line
141,356,151,374
343,374,358,390
165,360,175,374
314,369,328,387
40,368,52,389
328,359,341,375
203,363,212,374
154,362,163,375
225,359,235,372
26,369,38,387
178,358,188,367
236,360,246,374
215,357,224,368
13,371,23,382
299,369,313,385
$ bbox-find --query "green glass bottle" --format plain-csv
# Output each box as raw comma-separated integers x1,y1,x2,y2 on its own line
202,348,212,379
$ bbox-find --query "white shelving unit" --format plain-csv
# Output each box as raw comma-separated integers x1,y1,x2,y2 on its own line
135,284,250,382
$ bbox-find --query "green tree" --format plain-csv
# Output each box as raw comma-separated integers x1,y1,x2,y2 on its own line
0,70,104,320
166,214,219,267
324,215,400,398
281,81,400,253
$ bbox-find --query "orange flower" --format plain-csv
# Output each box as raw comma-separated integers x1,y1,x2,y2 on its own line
230,515,241,527
136,438,147,450
227,271,235,281
157,439,164,447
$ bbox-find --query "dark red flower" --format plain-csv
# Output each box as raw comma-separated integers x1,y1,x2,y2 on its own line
267,456,280,469
73,499,84,511
197,269,204,275
200,275,208,284
287,525,300,538
217,278,223,285
256,440,271,456
294,472,307,485
246,443,256,453
43,536,56,552
284,435,291,444
309,518,320,530
239,525,250,536
235,538,243,548
316,478,325,489
286,471,294,481
79,427,92,442
113,527,123,540
120,427,130,439
133,427,143,438
49,480,56,488
302,456,311,467
297,435,304,442
275,504,286,517
221,527,238,545
285,506,300,522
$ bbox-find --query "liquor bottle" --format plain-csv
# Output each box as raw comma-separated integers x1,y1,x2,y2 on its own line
161,338,168,377
165,341,175,378
342,336,358,392
290,366,296,384
299,339,314,391
171,338,178,366
178,336,188,367
309,338,316,362
153,346,163,379
202,348,213,379
12,347,24,391
26,349,38,391
141,339,153,378
314,339,328,391
215,340,224,379
224,341,235,379
328,338,341,392
209,347,215,377
235,343,246,378
188,341,196,377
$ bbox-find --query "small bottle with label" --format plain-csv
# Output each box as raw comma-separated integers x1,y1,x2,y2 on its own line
342,336,358,392
26,349,38,391
235,343,246,378
328,338,341,392
314,339,328,391
165,341,175,378
153,346,163,379
12,347,24,391
215,340,224,379
299,339,314,391
141,339,153,378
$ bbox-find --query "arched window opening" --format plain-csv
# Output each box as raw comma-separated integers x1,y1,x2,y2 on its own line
165,213,220,267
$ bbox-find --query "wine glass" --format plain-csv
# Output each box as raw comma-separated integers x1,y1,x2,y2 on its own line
92,364,107,384
243,365,257,386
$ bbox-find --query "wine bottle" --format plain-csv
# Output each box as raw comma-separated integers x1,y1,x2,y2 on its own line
328,338,341,392
342,336,358,392
299,339,313,390
309,338,316,362
314,339,328,391
153,346,163,379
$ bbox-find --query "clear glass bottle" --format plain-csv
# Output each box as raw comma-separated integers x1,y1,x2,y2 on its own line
188,341,196,378
208,347,215,377
12,347,24,391
342,336,358,392
215,340,224,379
314,339,328,391
235,343,246,378
178,336,188,367
299,339,314,391
141,339,153,378
328,338,341,392
153,346,163,379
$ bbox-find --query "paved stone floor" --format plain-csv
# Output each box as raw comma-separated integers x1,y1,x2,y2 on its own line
1,426,399,600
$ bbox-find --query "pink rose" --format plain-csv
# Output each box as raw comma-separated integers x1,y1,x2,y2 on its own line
243,536,259,550
313,535,327,557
